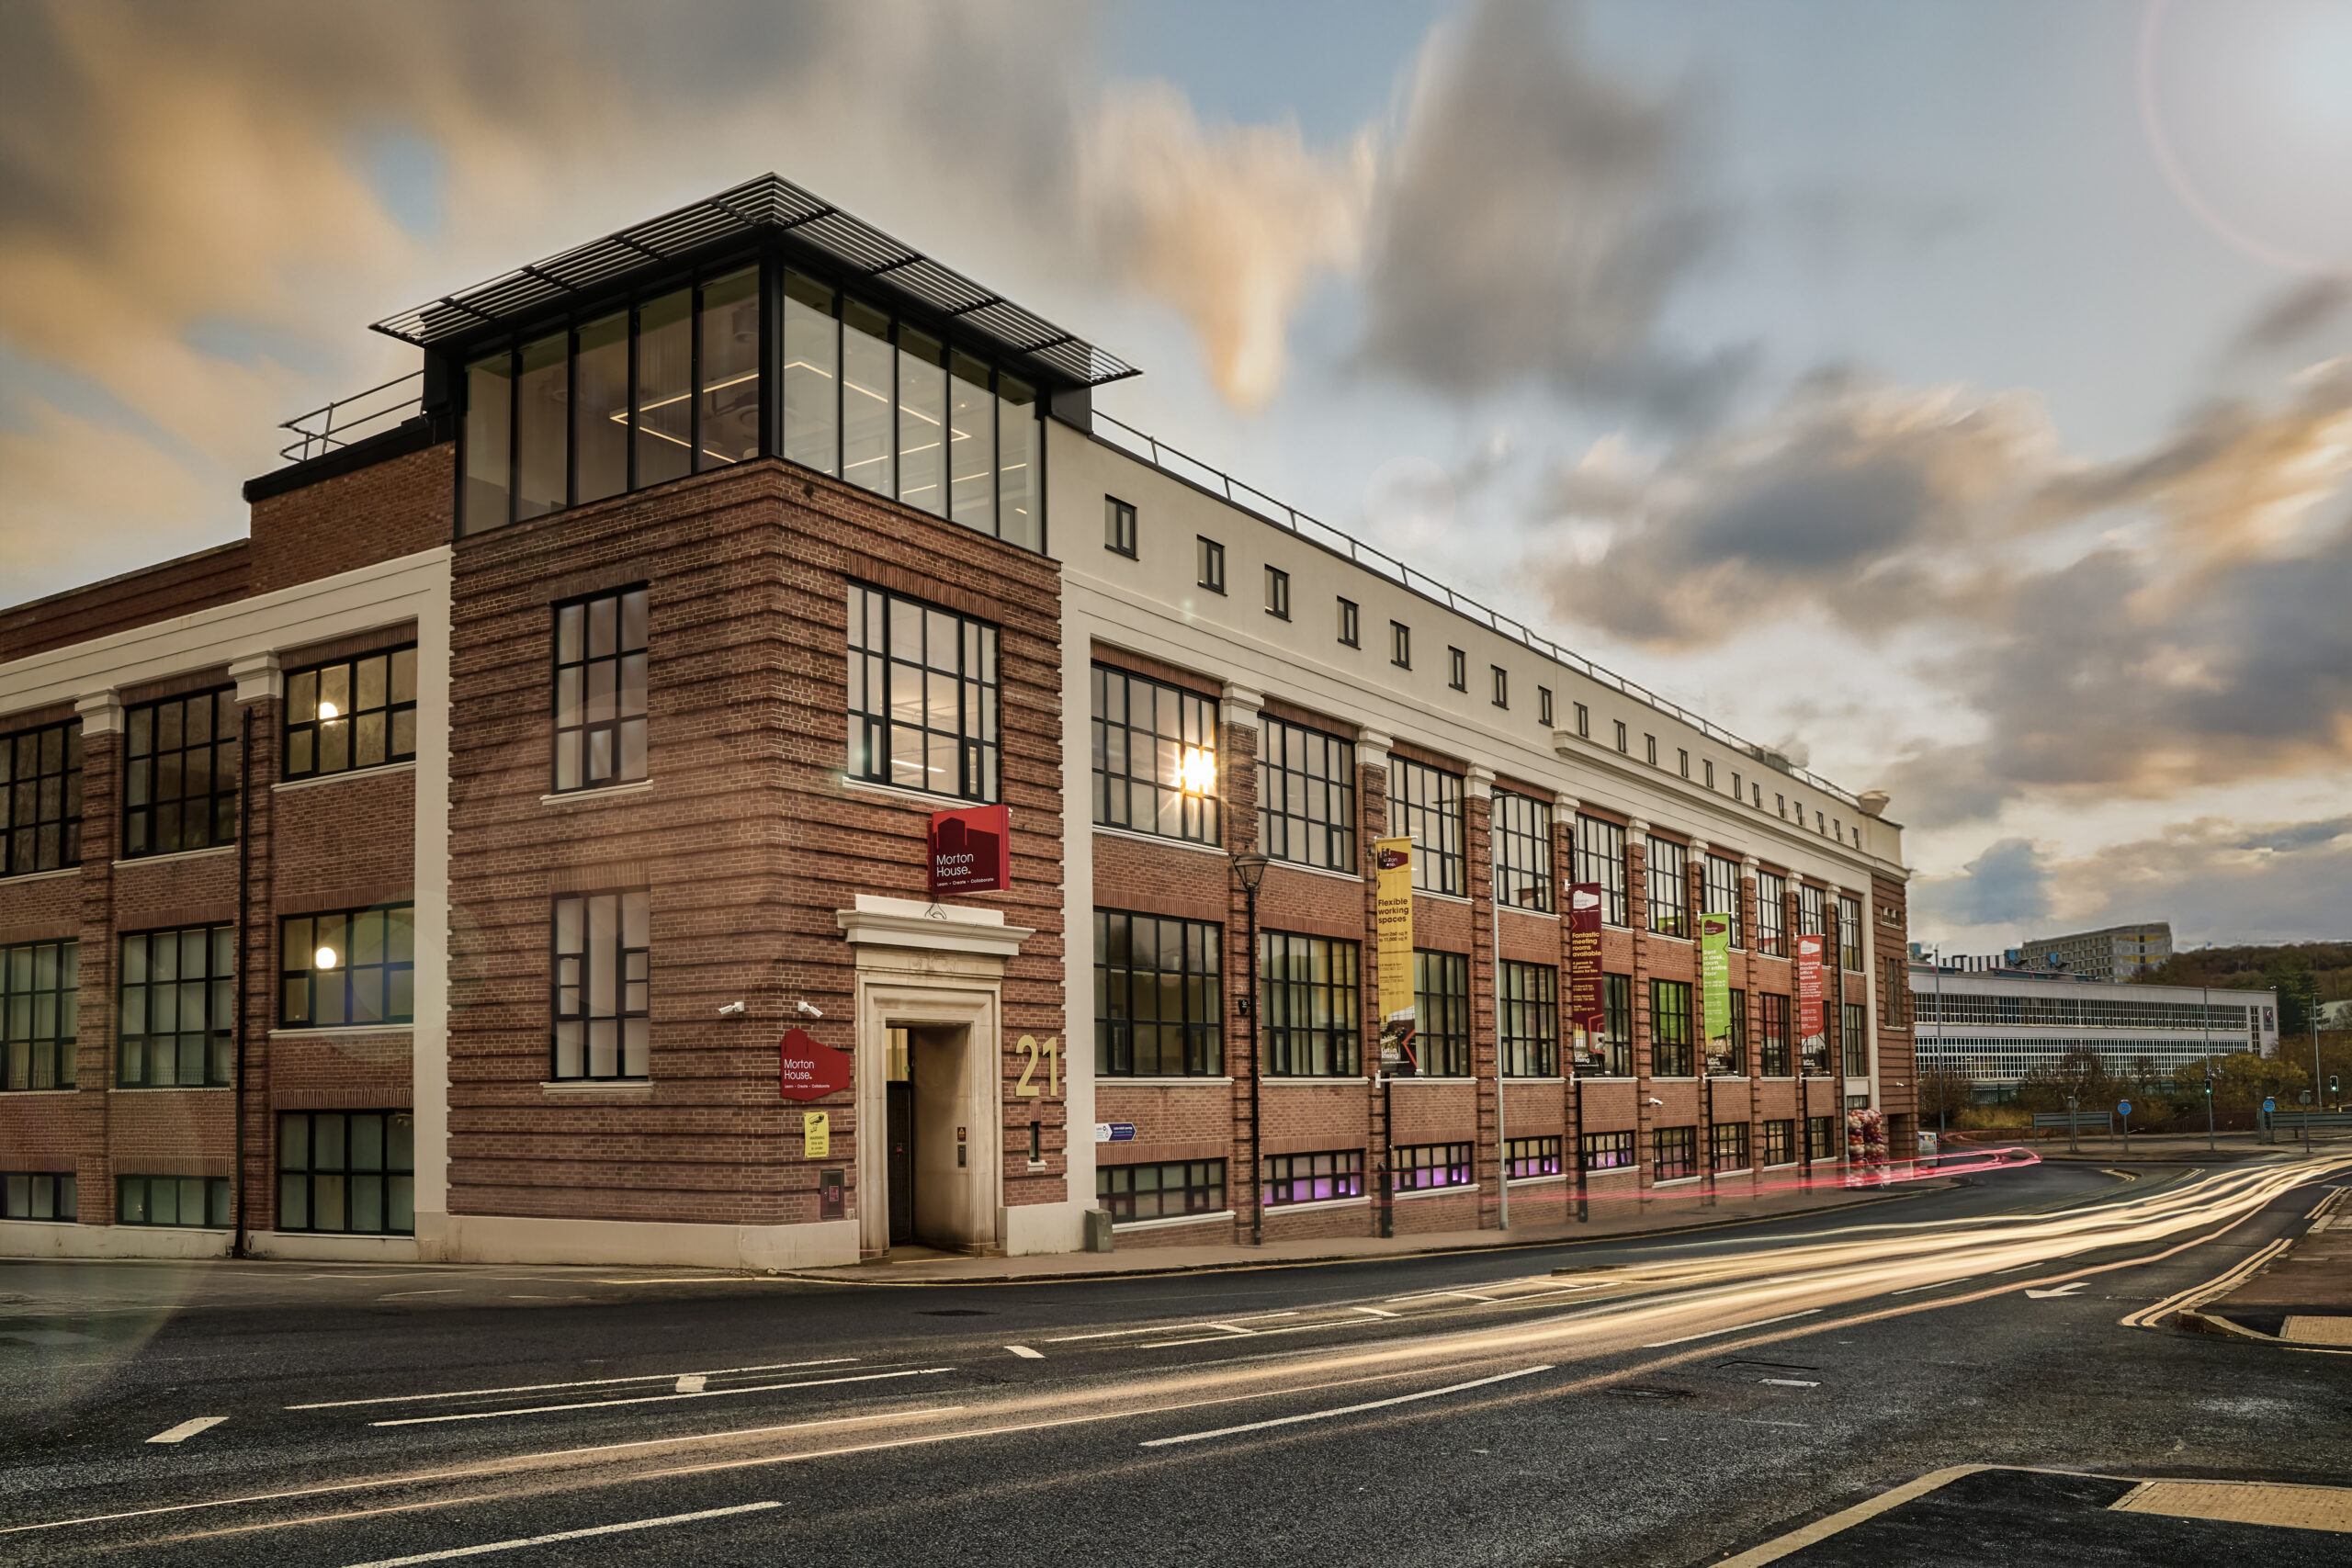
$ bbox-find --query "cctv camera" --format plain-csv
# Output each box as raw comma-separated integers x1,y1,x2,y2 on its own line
717,1000,746,1018
1647,1097,1665,1106
797,1000,824,1020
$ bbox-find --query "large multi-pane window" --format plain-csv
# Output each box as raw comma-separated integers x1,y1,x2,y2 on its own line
1506,1136,1563,1178
1755,869,1788,957
117,1176,230,1228
124,690,238,858
852,587,1000,803
1411,950,1471,1077
1499,960,1558,1077
1799,883,1827,938
285,647,418,780
1263,1150,1363,1206
1099,1159,1226,1222
1599,973,1634,1077
118,927,232,1088
1838,894,1863,971
1704,855,1743,946
277,1111,415,1235
553,890,650,1081
2,940,77,1092
554,588,650,794
1651,978,1694,1076
1577,817,1628,925
1655,1126,1698,1180
1094,910,1222,1077
1759,992,1791,1076
1492,791,1553,912
1580,1130,1635,1171
1260,931,1359,1077
1645,837,1690,938
1711,1122,1750,1172
1395,1143,1473,1190
1390,758,1464,896
1805,1116,1838,1160
280,907,415,1029
1092,665,1216,841
1842,1001,1870,1078
1712,987,1747,1076
1258,716,1353,872
4,1171,74,1221
2,718,81,876
1762,1119,1796,1166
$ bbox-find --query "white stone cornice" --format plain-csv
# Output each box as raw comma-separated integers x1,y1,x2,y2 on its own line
836,895,1032,960
1219,682,1263,729
1465,763,1496,800
1741,853,1760,874
74,691,121,736
1356,728,1392,771
229,651,282,705
1625,818,1649,847
1553,792,1579,814
1688,839,1710,857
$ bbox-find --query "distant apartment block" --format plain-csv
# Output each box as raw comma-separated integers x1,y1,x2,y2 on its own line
2017,922,2173,983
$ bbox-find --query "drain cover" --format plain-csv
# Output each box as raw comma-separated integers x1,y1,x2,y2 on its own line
1609,1385,1696,1401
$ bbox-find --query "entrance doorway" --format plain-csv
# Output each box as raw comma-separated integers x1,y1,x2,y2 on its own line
883,1023,976,1249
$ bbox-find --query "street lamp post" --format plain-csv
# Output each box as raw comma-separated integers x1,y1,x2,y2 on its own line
1232,852,1270,1247
1934,947,1946,1145
2308,977,2323,1156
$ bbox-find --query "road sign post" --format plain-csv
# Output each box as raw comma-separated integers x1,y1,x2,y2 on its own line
2066,1096,2078,1155
2117,1100,2132,1156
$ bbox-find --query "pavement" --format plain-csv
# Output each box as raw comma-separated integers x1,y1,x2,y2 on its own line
2184,1180,2352,1346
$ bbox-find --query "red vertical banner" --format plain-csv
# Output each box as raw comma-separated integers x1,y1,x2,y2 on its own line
1567,883,1604,1066
1796,932,1826,1043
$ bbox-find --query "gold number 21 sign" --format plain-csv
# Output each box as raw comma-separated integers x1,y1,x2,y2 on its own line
1012,1035,1061,1098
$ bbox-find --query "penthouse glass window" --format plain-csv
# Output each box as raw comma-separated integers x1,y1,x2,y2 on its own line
1655,1125,1697,1180
1258,716,1354,873
1389,758,1464,896
1499,960,1558,1077
1094,910,1222,1077
1762,1119,1795,1166
280,907,415,1029
553,890,650,1081
2,940,77,1092
118,926,232,1089
1760,992,1791,1077
853,587,1000,803
1492,790,1553,912
3,1171,74,1221
1704,855,1743,947
1842,1002,1869,1078
2,718,80,876
1755,869,1788,956
1580,1130,1634,1171
1651,978,1694,1077
1506,1135,1563,1179
1260,931,1359,1077
1099,1159,1226,1223
1711,1122,1749,1172
1646,837,1690,938
1838,894,1863,971
1600,973,1634,1077
1105,496,1136,557
1577,817,1628,926
124,689,238,858
277,1111,415,1235
1412,950,1471,1077
1395,1143,1473,1191
285,647,417,780
1262,1150,1363,1206
1092,665,1216,842
118,1176,229,1229
554,588,650,794
1338,598,1360,648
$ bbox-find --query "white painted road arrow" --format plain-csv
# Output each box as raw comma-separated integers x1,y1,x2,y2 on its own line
2023,1281,2087,1299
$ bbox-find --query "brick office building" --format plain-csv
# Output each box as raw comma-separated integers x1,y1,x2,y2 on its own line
0,176,1912,1267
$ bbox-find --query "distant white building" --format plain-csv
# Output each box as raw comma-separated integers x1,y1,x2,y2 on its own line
1910,963,2279,1094
2317,998,2352,1032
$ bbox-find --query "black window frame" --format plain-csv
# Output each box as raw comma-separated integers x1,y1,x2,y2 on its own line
551,888,651,1082
1091,663,1218,843
1262,1149,1363,1206
283,645,419,782
122,687,239,860
116,1174,230,1228
1651,977,1694,1077
1576,816,1628,926
1490,665,1508,708
1710,1121,1750,1172
117,925,233,1089
1492,789,1554,913
1538,687,1554,727
279,906,416,1030
1410,949,1471,1077
852,584,1001,804
1579,1130,1634,1171
2,1170,75,1221
1,938,77,1092
1704,854,1744,948
1338,597,1360,648
1762,1118,1795,1165
1105,495,1137,558
1196,536,1226,594
277,1110,416,1235
1805,1115,1838,1160
1614,720,1628,752
552,586,650,795
1654,1125,1697,1181
1260,931,1360,1077
1575,702,1589,737
1098,1158,1227,1222
1712,985,1747,1076
1,717,82,877
1391,621,1411,669
1499,959,1558,1077
1447,647,1467,691
1257,716,1355,873
1393,1141,1474,1191
1094,908,1224,1078
1755,869,1788,957
1842,1001,1870,1078
1645,836,1690,938
1389,757,1465,896
1598,972,1634,1077
1506,1135,1563,1179
1838,894,1864,971
1264,565,1290,620
1760,991,1791,1076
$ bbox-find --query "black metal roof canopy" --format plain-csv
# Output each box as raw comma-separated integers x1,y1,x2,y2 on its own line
370,173,1141,389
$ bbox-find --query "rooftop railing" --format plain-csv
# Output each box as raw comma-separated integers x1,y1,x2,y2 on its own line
277,370,425,464
1088,411,1862,809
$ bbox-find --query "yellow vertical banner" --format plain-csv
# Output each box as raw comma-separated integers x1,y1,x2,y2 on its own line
1374,836,1417,1068
803,1111,830,1160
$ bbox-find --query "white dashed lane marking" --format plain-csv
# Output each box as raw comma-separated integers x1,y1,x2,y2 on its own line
1005,1346,1043,1359
147,1416,227,1445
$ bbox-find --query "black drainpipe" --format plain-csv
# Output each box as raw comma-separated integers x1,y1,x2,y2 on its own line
232,702,254,1258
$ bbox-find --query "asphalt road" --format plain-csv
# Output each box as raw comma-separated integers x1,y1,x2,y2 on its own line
2,1153,2346,1567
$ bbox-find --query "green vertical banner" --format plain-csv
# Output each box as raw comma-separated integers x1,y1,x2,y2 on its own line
1700,912,1733,1072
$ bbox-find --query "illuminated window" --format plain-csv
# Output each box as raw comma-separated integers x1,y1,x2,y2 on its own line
279,907,414,1028
285,647,416,780
1091,664,1216,842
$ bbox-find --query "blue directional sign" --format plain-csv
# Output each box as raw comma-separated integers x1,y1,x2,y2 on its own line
1094,1122,1136,1144
2117,1100,2131,1117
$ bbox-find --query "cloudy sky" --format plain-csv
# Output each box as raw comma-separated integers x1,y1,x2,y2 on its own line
6,0,2352,953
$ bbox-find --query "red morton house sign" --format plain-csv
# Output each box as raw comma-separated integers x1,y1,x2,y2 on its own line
778,1028,854,1102
929,803,1011,896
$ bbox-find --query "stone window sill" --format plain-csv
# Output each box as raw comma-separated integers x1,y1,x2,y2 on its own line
540,779,653,807
275,761,416,794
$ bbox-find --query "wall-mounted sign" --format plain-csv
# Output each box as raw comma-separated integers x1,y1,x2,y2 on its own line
1374,836,1417,1068
803,1111,830,1159
819,1167,845,1220
1095,1122,1136,1144
778,1027,854,1101
930,803,1011,896
1700,912,1733,1073
1567,884,1603,1068
1796,932,1826,1044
